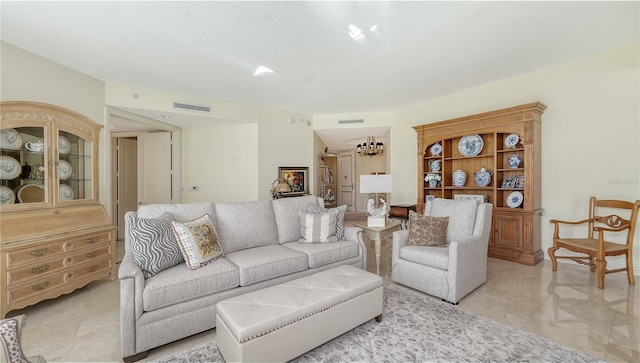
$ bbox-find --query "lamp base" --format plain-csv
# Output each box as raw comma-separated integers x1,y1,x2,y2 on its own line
367,216,386,228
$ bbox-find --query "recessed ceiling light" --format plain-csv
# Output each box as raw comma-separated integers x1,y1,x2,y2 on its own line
348,24,364,40
254,66,274,76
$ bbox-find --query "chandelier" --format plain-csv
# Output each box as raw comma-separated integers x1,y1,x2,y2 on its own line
357,136,384,156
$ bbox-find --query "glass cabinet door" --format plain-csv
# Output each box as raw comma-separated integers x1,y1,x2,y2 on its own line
1,126,49,206
58,130,93,202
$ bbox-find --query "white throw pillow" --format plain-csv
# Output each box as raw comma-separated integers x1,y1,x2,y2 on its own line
171,214,224,270
298,210,338,243
307,204,347,241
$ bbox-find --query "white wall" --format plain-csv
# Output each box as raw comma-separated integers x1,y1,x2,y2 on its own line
105,83,314,202
314,44,640,272
0,42,109,208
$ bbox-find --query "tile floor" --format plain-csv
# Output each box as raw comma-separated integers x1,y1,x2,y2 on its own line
8,235,639,363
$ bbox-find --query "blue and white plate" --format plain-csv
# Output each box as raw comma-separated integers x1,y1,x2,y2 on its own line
0,129,23,150
430,142,442,156
507,191,524,208
504,133,519,149
458,134,483,157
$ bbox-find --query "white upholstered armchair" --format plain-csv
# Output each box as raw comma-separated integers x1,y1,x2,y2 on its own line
391,198,493,304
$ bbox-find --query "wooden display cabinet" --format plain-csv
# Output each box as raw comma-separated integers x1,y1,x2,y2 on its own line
414,102,546,265
0,101,115,318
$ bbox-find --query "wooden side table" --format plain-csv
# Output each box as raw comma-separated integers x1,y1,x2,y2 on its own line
353,220,402,275
389,204,417,229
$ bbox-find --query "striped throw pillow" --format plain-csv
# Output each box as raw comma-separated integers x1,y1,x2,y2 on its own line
298,209,338,243
308,204,347,240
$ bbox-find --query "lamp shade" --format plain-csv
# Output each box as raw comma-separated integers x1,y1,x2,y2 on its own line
360,174,394,194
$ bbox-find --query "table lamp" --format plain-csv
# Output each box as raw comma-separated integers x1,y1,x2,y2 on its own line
360,174,394,227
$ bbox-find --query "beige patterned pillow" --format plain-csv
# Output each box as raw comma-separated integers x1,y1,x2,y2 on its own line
406,210,449,247
171,214,223,270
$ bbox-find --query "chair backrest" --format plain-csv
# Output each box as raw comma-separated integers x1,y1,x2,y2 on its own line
424,198,488,243
588,197,640,247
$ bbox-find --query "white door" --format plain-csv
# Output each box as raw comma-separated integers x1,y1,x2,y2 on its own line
116,138,138,240
138,132,173,206
338,151,356,211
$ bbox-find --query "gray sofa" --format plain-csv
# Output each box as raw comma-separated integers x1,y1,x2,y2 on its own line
118,195,366,361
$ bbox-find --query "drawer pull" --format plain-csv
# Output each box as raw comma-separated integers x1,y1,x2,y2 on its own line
87,265,101,273
86,237,99,244
86,251,100,258
32,281,49,291
31,265,50,274
31,248,49,257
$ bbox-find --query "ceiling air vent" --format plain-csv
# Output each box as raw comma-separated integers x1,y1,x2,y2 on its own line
338,119,364,124
173,102,212,113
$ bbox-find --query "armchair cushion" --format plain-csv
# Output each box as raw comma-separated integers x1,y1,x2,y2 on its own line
425,198,478,243
400,245,449,270
406,211,448,247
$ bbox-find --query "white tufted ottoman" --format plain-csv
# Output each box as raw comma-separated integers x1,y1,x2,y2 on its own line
215,265,384,362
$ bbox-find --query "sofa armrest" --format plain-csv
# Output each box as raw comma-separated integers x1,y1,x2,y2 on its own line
119,211,147,358
391,230,410,269
344,226,367,269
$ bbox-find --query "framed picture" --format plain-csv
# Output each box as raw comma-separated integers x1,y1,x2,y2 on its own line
278,167,309,194
514,175,525,188
501,177,515,188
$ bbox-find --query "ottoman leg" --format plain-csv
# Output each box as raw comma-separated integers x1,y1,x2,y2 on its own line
375,314,382,323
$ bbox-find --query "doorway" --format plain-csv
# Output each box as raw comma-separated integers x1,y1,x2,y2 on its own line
108,108,182,242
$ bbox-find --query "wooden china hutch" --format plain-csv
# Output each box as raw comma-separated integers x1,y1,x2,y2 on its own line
0,101,115,318
414,102,546,265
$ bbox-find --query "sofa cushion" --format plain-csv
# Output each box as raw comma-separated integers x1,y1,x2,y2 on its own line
406,211,448,247
224,245,308,286
272,195,323,243
215,200,279,253
400,245,450,270
308,204,347,241
171,214,223,270
143,258,240,311
424,198,478,243
298,210,338,243
137,202,216,223
127,213,184,278
282,241,360,268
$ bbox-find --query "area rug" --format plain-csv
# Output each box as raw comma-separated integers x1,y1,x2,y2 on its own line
153,281,602,362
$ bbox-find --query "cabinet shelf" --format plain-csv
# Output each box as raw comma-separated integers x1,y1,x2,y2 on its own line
414,102,546,266
1,101,115,318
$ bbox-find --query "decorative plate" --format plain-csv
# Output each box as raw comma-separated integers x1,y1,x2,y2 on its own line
17,184,45,203
0,129,23,150
458,134,483,157
0,186,15,205
429,142,442,156
0,155,21,180
59,135,71,154
59,160,72,180
504,133,520,149
507,191,524,208
59,184,75,201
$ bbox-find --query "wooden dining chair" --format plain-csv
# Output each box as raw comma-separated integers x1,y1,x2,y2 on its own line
548,197,640,289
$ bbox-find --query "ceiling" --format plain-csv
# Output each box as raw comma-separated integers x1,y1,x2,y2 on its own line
1,1,638,149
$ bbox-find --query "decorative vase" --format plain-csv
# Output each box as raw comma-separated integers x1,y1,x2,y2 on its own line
474,168,493,187
452,169,466,187
429,179,438,188
429,159,441,172
508,153,522,168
